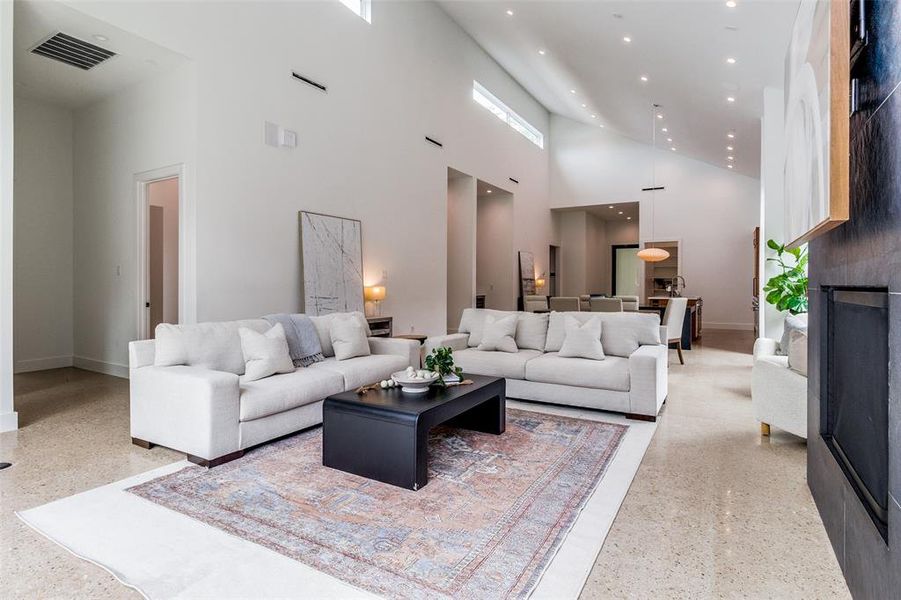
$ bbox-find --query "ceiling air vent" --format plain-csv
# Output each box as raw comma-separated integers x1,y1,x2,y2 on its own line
31,32,116,70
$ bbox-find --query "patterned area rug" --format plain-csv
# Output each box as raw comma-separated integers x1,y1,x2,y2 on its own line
129,409,626,599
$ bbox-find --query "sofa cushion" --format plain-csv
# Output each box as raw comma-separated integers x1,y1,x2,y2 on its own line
459,308,509,347
525,352,630,392
239,323,295,382
545,311,660,357
155,319,270,375
239,367,344,422
452,348,542,380
477,314,519,353
779,313,808,356
310,353,409,389
515,312,549,351
787,329,808,376
309,312,370,358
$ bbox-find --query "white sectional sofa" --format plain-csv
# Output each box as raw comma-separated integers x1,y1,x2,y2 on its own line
424,308,668,420
129,314,419,466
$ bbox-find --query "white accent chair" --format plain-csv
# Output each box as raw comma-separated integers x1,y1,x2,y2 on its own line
751,337,808,439
616,295,640,312
590,297,623,312
523,295,548,312
662,297,688,364
549,296,581,312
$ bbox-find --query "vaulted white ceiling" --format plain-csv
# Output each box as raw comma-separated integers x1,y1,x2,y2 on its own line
439,0,799,178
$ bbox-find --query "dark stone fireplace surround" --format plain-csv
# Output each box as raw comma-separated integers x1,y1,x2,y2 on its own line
808,2,901,596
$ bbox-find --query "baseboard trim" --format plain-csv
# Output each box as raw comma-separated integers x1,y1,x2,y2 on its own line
704,322,755,331
72,356,129,379
0,411,19,432
14,355,74,374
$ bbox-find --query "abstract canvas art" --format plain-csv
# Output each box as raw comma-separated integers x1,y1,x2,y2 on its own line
299,211,364,315
783,0,848,246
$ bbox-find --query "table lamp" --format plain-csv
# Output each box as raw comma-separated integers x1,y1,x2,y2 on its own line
364,285,386,316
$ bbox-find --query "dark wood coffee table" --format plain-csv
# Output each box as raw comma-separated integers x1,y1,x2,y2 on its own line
322,374,505,491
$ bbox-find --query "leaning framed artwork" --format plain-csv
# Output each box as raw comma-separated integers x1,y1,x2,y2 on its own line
299,211,364,316
518,251,536,297
783,0,849,247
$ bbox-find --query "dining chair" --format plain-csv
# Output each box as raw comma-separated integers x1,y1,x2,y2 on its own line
662,297,689,364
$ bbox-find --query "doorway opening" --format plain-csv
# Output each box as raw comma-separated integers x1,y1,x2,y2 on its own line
612,244,640,297
548,245,560,297
476,180,514,311
137,166,185,339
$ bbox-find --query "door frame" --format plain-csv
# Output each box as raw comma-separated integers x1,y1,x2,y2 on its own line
135,164,195,339
611,243,640,296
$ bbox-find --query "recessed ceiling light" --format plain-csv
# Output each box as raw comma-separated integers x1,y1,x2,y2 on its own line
609,205,614,209
618,211,624,215
92,34,109,42
506,9,514,16
656,113,663,119
671,147,677,151
727,156,734,160
487,189,492,193
667,137,673,142
582,103,587,108
538,49,546,55
623,36,632,43
727,164,734,169
726,57,736,64
727,132,735,138
591,114,597,119
640,75,648,82
570,89,576,94
727,145,734,150
727,96,736,103
627,216,632,220
726,0,737,7
661,127,668,132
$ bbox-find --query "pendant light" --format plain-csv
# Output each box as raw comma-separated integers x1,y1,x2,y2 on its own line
637,103,671,263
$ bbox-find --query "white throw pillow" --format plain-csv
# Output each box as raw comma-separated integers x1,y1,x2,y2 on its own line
239,323,295,382
477,314,519,353
558,316,605,360
787,328,808,376
330,317,371,361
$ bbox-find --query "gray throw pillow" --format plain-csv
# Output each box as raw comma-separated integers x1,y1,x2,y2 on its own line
558,316,605,360
787,329,808,376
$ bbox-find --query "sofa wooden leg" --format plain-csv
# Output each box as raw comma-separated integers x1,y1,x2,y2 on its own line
187,450,244,468
760,422,771,436
132,437,155,449
625,413,657,422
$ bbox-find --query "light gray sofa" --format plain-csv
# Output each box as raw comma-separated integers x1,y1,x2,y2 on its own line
128,313,419,466
424,308,668,420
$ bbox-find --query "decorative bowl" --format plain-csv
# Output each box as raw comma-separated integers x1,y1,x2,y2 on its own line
391,370,439,394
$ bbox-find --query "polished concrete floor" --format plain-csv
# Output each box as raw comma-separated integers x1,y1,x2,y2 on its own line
0,331,849,598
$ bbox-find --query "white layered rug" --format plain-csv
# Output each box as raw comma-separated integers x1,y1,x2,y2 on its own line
17,402,656,599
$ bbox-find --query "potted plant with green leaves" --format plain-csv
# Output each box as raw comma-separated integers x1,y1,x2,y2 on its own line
763,239,808,314
424,346,464,388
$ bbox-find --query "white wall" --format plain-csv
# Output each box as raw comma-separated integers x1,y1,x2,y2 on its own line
446,171,475,331
551,115,760,329
13,98,74,372
70,0,553,343
558,210,587,296
148,177,179,325
72,64,196,375
760,87,787,339
476,192,515,310
1,0,18,431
